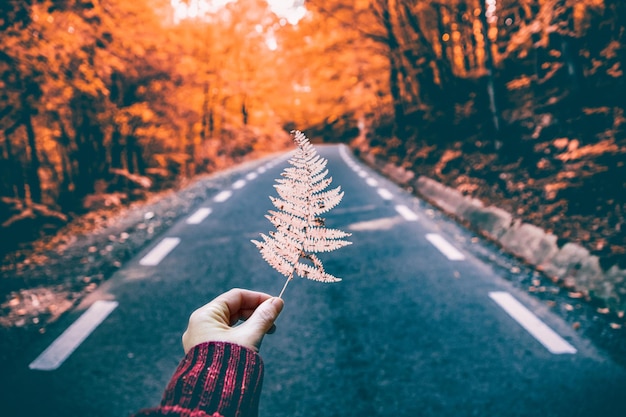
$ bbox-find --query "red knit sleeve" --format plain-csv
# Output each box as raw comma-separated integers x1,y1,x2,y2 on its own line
132,342,264,417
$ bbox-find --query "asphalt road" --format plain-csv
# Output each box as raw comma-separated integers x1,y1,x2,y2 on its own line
1,145,626,417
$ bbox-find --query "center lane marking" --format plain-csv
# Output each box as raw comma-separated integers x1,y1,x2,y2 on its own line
29,300,119,371
489,291,577,354
232,179,246,189
377,188,394,200
213,190,232,202
186,208,212,225
425,233,465,260
246,172,258,180
365,178,378,187
139,237,181,266
395,205,419,221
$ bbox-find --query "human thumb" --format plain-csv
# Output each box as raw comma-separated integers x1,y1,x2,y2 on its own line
240,297,284,349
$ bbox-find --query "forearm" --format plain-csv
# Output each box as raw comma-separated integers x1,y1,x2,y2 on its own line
134,342,264,417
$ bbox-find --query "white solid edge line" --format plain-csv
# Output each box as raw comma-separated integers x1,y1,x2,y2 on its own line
377,188,394,200
29,300,119,371
425,233,465,260
246,172,258,180
232,179,246,189
489,291,577,354
395,205,418,221
186,207,212,225
139,237,181,266
213,190,233,203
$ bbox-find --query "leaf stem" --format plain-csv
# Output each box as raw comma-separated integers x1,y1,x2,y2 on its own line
278,275,292,299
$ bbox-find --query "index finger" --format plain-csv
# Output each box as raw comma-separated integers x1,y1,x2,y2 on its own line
214,288,273,318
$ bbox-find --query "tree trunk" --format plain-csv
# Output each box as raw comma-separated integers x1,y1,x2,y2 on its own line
401,2,452,88
124,134,146,176
91,124,108,181
377,0,406,135
57,140,75,209
111,129,123,169
434,4,451,66
200,82,210,142
126,135,136,174
457,2,473,73
50,111,75,195
22,101,42,203
241,96,248,126
478,0,501,137
389,59,406,134
72,108,95,198
604,0,626,87
400,1,454,119
0,150,8,197
134,141,146,175
1,131,25,199
219,97,228,139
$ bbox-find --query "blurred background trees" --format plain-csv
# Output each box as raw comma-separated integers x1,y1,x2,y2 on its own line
1,0,625,263
0,0,293,250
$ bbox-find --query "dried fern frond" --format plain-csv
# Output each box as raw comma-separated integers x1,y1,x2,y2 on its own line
252,130,352,298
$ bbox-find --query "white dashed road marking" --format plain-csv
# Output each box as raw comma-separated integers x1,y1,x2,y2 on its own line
186,208,212,225
365,178,378,187
246,172,258,180
377,188,394,200
232,179,246,189
358,171,368,178
29,300,119,371
213,190,232,203
395,205,419,221
257,167,266,174
489,291,577,354
139,237,181,266
425,233,465,260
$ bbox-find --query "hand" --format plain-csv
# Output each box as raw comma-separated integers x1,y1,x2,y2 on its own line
182,288,284,353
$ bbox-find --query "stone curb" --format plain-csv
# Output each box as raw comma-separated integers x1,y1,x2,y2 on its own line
362,152,626,313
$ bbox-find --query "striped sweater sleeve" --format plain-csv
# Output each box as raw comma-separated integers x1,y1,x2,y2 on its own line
133,342,264,417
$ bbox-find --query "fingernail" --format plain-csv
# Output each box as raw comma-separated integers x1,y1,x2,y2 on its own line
270,297,284,309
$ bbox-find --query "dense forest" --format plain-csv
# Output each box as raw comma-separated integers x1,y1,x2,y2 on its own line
337,0,626,273
0,0,297,254
1,0,625,276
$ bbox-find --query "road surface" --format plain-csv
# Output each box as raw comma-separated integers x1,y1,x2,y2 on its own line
2,145,625,417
